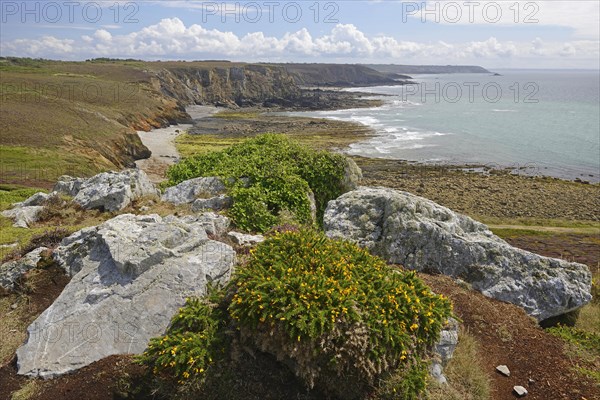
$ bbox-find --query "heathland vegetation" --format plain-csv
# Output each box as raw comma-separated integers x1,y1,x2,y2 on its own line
0,58,598,400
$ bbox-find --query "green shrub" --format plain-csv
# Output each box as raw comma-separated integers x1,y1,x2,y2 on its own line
229,230,453,399
136,296,227,386
165,134,347,232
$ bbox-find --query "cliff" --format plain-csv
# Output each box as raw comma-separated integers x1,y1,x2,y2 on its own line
153,63,301,108
274,63,411,87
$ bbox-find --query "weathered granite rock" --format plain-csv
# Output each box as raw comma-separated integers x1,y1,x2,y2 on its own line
161,177,227,205
68,169,159,212
324,187,592,321
1,206,45,228
191,195,233,212
0,248,48,291
53,176,86,197
17,192,53,207
179,213,231,237
1,192,61,228
17,214,236,378
227,231,265,247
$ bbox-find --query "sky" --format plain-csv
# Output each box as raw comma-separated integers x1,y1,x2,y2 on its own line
1,1,599,69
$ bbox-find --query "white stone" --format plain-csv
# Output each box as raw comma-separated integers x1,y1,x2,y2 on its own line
514,386,528,397
496,365,511,377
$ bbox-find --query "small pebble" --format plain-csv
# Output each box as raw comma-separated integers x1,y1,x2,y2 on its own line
528,378,535,386
514,386,528,397
496,365,511,377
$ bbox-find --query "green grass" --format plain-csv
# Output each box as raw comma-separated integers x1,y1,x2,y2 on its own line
175,134,240,159
213,111,260,119
547,325,600,385
9,379,42,400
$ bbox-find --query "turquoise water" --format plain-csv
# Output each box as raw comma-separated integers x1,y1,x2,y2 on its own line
289,70,600,181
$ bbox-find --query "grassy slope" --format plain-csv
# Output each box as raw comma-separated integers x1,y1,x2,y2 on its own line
0,59,186,187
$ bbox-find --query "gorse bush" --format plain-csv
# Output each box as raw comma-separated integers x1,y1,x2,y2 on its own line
229,230,453,398
136,296,227,386
166,134,348,232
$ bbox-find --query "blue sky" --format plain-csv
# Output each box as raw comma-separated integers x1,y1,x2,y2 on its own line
1,1,599,68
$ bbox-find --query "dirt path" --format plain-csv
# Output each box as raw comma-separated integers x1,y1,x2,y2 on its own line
135,105,219,183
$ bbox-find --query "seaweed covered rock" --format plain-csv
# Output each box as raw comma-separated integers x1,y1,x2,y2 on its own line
324,187,593,321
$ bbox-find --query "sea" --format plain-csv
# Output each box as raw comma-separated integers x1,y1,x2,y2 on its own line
287,69,600,182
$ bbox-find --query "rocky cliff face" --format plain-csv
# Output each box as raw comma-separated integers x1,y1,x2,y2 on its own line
154,64,301,108
279,63,407,87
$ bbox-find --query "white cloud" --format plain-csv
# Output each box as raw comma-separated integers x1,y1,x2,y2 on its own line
1,18,598,68
94,29,112,42
466,37,517,58
410,1,600,39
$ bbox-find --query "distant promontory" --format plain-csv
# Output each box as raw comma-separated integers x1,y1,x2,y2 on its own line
365,64,492,74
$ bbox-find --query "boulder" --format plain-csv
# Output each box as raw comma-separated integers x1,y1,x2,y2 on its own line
71,169,159,212
191,195,233,212
17,214,236,378
1,191,61,228
1,206,45,228
324,187,592,321
0,247,49,291
53,176,86,197
17,192,53,207
179,213,231,237
227,231,265,247
162,177,227,205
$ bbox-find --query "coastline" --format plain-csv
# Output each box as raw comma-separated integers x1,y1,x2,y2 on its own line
169,105,598,224
290,74,600,184
135,105,219,183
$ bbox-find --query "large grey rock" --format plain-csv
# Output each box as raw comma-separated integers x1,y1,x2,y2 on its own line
324,187,592,321
227,231,265,247
0,247,49,291
53,176,86,197
54,170,159,212
17,214,236,378
1,192,60,228
191,195,232,212
1,206,45,228
179,213,231,237
16,192,53,207
162,177,227,205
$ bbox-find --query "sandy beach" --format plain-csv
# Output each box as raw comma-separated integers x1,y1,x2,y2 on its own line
135,105,219,182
